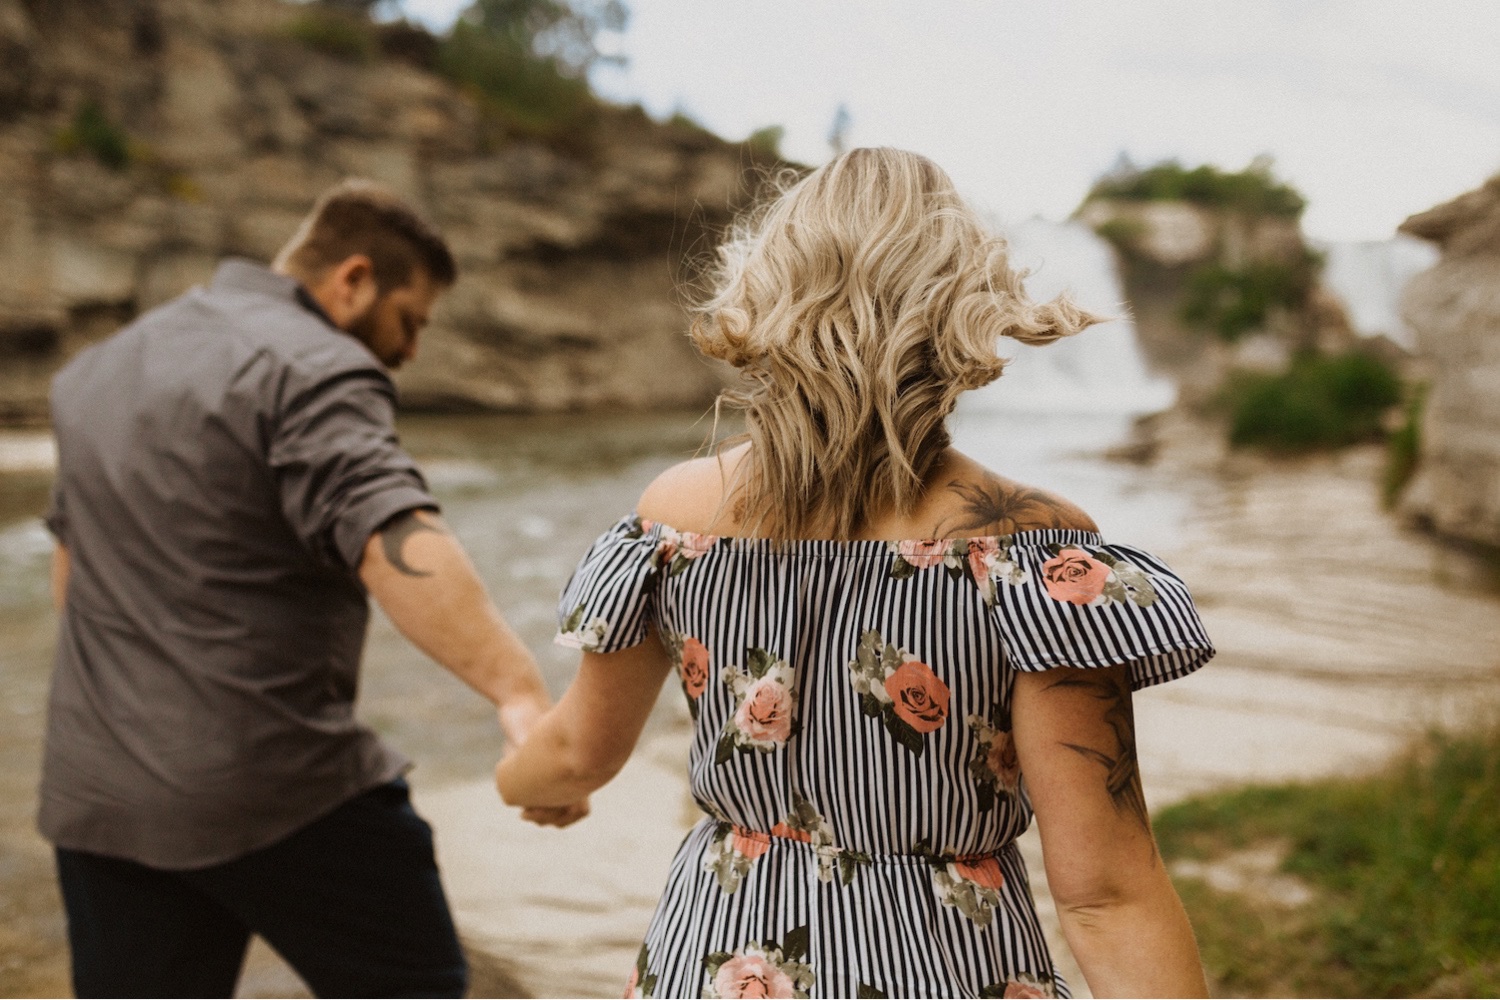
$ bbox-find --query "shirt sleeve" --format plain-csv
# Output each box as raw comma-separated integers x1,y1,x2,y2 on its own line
987,537,1215,690
555,515,662,653
43,476,66,543
268,369,438,571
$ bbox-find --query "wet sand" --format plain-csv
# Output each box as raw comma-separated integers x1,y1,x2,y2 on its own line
3,411,1498,998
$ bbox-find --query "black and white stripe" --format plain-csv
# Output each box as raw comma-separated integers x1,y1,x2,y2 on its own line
557,517,1215,999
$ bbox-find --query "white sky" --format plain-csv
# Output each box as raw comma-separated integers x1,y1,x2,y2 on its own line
397,0,1500,242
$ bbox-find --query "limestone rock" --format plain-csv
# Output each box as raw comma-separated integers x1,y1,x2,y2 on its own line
0,0,765,423
1398,185,1500,548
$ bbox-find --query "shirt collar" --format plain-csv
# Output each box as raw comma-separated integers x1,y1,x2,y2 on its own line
211,258,337,329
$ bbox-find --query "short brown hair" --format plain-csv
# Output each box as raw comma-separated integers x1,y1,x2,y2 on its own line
276,179,457,290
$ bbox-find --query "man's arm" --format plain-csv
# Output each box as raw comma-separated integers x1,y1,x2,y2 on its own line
358,508,550,745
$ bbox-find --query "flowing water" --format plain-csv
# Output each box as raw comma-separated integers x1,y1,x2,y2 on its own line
1,224,1495,997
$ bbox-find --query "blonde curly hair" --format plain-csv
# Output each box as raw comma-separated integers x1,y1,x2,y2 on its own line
691,147,1102,540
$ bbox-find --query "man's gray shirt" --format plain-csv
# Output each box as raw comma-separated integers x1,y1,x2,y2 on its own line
40,259,438,869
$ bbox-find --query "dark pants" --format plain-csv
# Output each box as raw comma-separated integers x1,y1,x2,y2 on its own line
54,779,468,999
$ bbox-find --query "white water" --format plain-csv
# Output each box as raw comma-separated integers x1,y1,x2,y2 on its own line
1318,234,1437,349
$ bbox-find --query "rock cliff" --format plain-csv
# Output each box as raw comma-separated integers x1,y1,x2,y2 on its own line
0,0,765,423
1398,176,1500,549
1078,186,1358,405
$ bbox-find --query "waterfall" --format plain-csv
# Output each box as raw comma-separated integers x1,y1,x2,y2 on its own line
1317,235,1437,350
961,218,1177,415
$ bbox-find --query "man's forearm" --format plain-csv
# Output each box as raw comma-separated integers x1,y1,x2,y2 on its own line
359,509,550,728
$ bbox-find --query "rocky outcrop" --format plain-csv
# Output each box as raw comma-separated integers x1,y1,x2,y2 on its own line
0,0,765,424
1398,176,1500,549
1077,196,1357,405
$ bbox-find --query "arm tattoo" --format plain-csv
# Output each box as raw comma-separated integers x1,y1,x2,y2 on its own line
379,509,447,578
1045,670,1153,844
935,476,1068,536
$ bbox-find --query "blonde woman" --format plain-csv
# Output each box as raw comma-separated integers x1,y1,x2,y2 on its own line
497,148,1213,998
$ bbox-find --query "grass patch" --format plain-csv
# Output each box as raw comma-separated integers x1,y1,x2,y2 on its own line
283,6,379,63
1383,383,1427,507
1157,720,1500,997
1087,159,1306,218
1222,350,1402,452
53,100,131,170
1180,249,1322,341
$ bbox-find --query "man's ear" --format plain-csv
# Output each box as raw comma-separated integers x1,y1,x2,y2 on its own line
314,254,379,328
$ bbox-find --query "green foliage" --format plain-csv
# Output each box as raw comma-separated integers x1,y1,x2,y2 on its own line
436,19,596,141
458,0,626,76
1180,249,1322,341
53,101,131,171
1222,351,1402,452
283,6,379,63
1087,158,1307,218
1091,216,1147,250
746,125,785,159
1157,719,1500,997
1383,383,1427,508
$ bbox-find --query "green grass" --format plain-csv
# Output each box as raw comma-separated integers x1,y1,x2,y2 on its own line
283,7,379,63
1086,159,1307,218
1157,720,1500,997
1383,383,1427,507
1222,350,1402,452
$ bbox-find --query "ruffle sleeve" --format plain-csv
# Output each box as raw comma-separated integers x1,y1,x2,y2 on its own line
554,514,661,653
978,530,1215,690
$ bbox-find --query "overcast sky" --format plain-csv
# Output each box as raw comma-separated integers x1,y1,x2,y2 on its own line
397,0,1500,242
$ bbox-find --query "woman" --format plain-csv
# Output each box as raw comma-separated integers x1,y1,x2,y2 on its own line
497,148,1213,998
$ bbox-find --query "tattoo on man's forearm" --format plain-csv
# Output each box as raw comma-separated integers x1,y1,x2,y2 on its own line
936,476,1067,536
1048,670,1153,842
380,510,447,577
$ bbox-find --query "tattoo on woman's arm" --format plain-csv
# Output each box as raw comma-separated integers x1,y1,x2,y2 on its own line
379,510,448,578
936,476,1067,536
1045,670,1153,842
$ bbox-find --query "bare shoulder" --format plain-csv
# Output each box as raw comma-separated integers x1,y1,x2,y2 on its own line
925,449,1098,537
637,443,749,534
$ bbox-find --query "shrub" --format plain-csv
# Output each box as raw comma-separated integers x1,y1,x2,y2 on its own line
53,101,131,171
436,19,597,141
1091,216,1147,251
283,6,378,63
1223,351,1402,452
746,125,785,159
1382,383,1426,507
1087,159,1306,218
1180,249,1322,341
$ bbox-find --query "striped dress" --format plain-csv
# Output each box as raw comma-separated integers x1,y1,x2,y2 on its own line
555,515,1214,1000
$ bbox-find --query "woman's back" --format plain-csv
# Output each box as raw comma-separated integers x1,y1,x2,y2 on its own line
554,448,1212,997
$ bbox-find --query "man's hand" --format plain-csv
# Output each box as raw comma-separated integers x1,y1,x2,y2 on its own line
520,802,590,828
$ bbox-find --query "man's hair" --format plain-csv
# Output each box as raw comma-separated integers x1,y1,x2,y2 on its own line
275,179,457,291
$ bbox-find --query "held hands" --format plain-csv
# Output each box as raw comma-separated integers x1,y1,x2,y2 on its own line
495,698,590,829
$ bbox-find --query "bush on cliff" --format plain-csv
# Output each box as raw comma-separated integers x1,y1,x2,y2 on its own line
1087,157,1306,218
1223,350,1402,451
1157,717,1500,997
1180,248,1323,342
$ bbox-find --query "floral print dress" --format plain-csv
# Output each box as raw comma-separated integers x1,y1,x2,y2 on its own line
556,516,1214,999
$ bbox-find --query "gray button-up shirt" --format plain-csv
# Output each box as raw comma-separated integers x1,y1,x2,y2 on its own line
40,259,437,869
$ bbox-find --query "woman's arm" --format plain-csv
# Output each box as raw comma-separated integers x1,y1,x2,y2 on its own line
1012,665,1207,998
495,633,674,809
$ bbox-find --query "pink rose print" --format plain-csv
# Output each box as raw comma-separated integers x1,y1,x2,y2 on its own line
967,536,1000,586
678,531,720,559
714,952,796,999
951,855,1006,891
680,636,710,699
896,538,949,570
987,732,1020,791
622,967,638,999
769,822,813,844
883,660,951,734
734,677,794,745
1003,979,1049,999
732,829,771,860
656,535,679,567
1041,548,1111,605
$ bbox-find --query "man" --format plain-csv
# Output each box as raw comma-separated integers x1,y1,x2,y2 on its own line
40,179,574,997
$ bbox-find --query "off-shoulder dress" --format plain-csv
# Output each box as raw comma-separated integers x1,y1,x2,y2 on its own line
554,514,1214,1000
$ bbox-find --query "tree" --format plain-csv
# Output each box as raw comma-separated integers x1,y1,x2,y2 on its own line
457,0,628,77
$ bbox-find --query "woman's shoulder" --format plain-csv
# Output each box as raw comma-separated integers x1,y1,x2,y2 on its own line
636,443,749,534
912,449,1098,538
